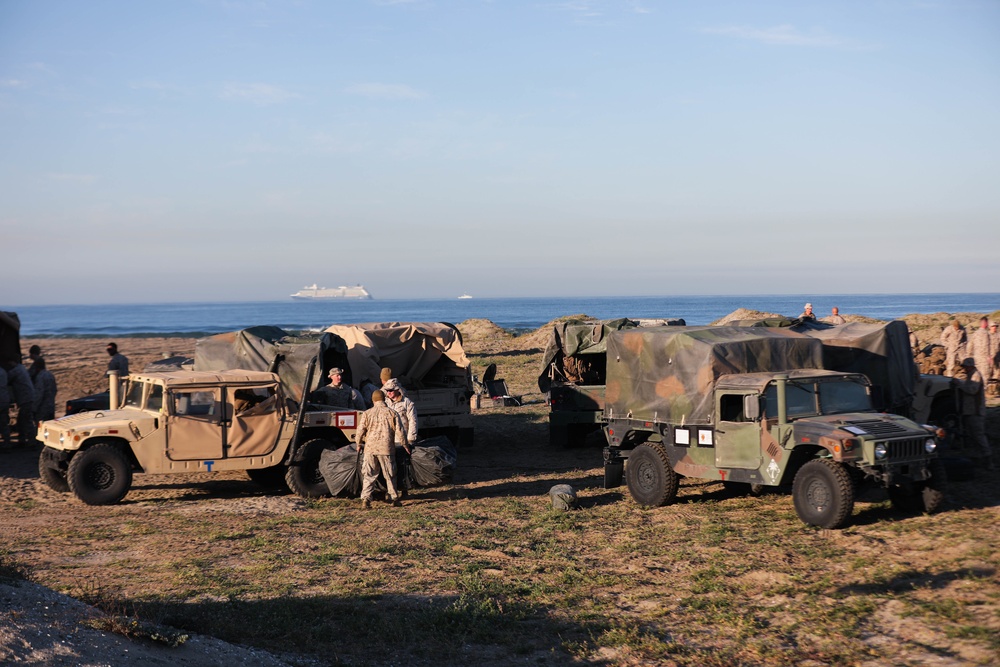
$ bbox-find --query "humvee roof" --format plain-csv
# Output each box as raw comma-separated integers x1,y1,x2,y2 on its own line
129,369,278,387
715,369,863,392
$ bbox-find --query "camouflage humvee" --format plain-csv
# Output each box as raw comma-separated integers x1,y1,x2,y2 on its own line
38,357,359,506
602,326,944,529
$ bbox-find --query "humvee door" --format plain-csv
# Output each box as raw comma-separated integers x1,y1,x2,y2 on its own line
166,387,224,460
715,392,763,469
226,384,283,457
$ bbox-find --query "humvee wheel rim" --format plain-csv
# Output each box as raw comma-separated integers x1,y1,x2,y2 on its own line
86,462,116,490
636,460,656,490
804,477,831,513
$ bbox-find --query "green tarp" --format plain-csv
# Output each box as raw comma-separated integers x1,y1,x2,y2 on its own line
194,327,349,402
796,321,917,414
537,318,640,393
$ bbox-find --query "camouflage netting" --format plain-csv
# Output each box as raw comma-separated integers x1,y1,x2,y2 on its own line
324,322,472,391
194,327,349,402
604,326,824,425
537,318,640,393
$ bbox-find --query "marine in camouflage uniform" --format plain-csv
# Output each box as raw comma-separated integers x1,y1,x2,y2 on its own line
940,320,967,377
382,378,417,447
356,390,406,507
309,367,365,410
32,358,58,422
966,317,994,383
952,358,994,470
4,362,36,445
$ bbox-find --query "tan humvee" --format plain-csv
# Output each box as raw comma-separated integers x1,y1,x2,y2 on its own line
37,367,359,505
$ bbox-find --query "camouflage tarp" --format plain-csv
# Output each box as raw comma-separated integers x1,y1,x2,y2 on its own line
537,318,640,393
324,322,472,391
795,320,917,413
729,318,918,414
194,327,349,402
604,326,824,425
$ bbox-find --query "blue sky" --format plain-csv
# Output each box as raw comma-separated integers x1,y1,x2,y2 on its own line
1,1,998,305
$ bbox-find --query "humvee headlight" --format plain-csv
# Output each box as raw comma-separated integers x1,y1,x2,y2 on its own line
43,428,49,440
874,443,888,460
59,432,65,444
924,438,937,454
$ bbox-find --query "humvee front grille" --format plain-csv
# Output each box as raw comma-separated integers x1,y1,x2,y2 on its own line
882,438,925,461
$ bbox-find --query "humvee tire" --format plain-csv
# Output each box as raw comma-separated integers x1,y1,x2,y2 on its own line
38,457,70,493
67,442,133,506
285,438,333,498
247,465,290,491
625,443,679,508
792,459,854,529
888,459,947,514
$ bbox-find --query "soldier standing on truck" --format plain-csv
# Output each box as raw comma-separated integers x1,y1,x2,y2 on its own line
941,320,967,377
824,307,846,325
356,390,405,508
382,378,417,451
953,357,994,471
310,367,365,410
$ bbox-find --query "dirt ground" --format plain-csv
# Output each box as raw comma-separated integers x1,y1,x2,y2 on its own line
2,311,999,666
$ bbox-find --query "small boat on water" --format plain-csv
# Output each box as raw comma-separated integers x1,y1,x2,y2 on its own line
458,294,473,299
291,284,373,300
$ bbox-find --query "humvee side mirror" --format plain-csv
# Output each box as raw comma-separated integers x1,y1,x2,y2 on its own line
744,395,761,421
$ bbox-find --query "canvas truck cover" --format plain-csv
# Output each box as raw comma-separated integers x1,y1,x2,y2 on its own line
796,320,917,413
604,326,824,425
0,311,20,365
324,322,472,390
537,318,639,393
193,326,349,402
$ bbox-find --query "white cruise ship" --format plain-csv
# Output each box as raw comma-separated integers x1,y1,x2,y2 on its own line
290,284,373,300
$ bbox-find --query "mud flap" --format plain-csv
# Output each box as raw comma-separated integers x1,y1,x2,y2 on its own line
603,447,624,488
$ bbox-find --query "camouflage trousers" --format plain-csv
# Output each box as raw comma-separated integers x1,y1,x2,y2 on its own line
360,453,399,502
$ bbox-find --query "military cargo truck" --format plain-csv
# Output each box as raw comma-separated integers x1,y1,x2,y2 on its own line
325,322,474,447
539,317,684,447
38,331,358,505
602,326,944,529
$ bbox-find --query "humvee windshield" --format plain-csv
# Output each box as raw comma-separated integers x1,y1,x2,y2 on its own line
765,378,871,419
124,380,163,411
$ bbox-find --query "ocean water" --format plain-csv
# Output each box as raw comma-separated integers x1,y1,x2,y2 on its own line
10,293,1000,338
